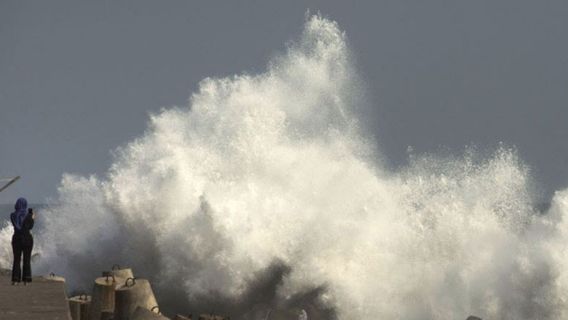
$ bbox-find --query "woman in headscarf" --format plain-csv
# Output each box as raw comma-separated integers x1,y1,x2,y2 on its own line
10,197,35,285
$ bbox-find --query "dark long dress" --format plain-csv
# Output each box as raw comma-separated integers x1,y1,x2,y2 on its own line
11,213,34,283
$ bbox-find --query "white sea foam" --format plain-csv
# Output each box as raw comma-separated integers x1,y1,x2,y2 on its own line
2,14,568,320
0,221,13,270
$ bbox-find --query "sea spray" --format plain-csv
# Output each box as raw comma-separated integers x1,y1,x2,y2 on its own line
2,14,568,320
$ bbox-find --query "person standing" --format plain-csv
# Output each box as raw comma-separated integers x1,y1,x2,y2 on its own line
10,197,35,285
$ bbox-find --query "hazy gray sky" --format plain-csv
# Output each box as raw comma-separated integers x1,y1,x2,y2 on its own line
1,0,567,203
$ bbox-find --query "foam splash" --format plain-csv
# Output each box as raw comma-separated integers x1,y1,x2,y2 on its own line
3,14,568,320
0,221,13,270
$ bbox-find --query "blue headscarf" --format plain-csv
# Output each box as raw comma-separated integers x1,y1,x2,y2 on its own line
10,197,28,231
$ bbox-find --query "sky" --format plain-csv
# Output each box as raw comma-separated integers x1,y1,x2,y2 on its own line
1,0,567,203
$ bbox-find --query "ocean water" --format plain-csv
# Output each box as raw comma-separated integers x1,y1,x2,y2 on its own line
2,14,568,320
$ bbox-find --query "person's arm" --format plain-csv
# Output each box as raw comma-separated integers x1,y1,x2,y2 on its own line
28,216,34,230
26,210,35,230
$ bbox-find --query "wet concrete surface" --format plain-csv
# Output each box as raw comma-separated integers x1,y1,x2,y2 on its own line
0,272,71,320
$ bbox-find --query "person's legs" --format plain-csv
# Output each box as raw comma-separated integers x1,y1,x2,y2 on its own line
22,237,33,283
11,237,22,283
